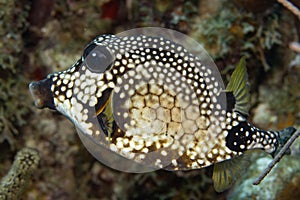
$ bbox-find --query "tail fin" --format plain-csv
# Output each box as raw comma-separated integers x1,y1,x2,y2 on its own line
272,126,296,157
253,127,298,185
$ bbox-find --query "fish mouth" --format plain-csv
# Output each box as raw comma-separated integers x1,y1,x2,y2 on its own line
29,78,55,109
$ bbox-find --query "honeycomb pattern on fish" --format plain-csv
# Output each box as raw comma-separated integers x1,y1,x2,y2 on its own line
29,33,296,172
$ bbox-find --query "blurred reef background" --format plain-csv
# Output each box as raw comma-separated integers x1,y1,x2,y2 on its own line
0,0,300,199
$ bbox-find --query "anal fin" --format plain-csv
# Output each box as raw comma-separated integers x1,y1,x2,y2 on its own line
212,151,252,192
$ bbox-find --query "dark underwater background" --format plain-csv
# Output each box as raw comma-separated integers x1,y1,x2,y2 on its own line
0,0,300,199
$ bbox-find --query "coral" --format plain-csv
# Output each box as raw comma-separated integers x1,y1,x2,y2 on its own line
252,55,300,129
51,0,111,42
191,0,284,71
0,0,30,72
228,136,300,199
0,0,31,148
0,148,40,200
130,0,198,33
0,79,30,147
277,174,300,199
0,0,298,199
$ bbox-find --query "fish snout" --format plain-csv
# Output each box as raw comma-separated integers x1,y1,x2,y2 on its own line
29,78,55,109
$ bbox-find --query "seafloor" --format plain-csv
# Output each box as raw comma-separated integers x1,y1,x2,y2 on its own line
0,0,300,199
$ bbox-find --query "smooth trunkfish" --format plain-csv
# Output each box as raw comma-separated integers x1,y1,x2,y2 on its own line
29,28,298,192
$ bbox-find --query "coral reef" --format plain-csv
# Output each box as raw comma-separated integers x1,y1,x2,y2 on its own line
130,0,198,33
0,0,299,199
228,135,300,199
192,0,284,72
277,173,300,199
0,148,39,200
0,0,31,148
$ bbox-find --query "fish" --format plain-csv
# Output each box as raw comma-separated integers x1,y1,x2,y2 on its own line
29,29,296,192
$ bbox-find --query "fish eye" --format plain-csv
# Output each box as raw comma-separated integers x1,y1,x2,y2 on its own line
83,43,114,73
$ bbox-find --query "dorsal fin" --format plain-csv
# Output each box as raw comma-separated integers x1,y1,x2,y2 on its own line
226,57,250,117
